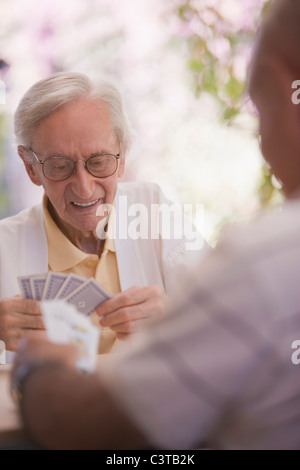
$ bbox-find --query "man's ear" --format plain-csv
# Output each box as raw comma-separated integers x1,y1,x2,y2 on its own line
117,152,125,178
261,56,300,195
17,146,42,186
266,56,300,125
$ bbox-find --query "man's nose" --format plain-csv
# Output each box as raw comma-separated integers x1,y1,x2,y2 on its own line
70,161,95,197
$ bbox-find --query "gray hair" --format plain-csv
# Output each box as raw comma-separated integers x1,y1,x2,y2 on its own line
14,72,133,155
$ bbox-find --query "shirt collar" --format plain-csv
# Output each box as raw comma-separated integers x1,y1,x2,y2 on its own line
42,194,116,272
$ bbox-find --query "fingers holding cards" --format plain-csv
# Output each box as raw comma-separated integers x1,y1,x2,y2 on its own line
64,278,111,316
97,285,167,337
18,272,111,314
16,272,111,367
0,296,45,352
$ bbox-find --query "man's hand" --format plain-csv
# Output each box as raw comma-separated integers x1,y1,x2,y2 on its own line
0,296,45,351
12,337,77,377
96,285,169,340
11,337,144,450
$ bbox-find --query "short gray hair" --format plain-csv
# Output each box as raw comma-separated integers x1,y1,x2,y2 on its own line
14,72,133,155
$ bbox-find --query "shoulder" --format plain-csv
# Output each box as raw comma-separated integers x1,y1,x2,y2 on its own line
0,204,43,234
218,198,300,263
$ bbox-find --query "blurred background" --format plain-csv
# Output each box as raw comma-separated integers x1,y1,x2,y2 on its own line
0,0,281,246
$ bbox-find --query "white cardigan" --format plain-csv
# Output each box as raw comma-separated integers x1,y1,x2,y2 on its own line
0,181,208,363
0,181,208,299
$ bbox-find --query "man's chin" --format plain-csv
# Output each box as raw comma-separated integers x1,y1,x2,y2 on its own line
63,216,99,236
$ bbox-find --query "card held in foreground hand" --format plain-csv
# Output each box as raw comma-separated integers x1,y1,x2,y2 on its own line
64,278,111,316
41,300,100,372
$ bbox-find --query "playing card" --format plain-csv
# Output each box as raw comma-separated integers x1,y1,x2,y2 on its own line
55,273,86,299
64,278,111,316
41,301,70,343
30,274,47,300
42,272,68,300
18,276,33,299
41,300,100,372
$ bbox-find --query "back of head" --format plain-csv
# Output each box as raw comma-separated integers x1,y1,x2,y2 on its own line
248,0,300,196
254,0,300,75
14,72,133,155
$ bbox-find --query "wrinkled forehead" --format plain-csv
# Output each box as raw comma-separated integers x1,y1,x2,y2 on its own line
31,98,118,154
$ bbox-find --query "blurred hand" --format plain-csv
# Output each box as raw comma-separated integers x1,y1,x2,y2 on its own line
12,337,77,377
96,285,169,340
0,295,46,351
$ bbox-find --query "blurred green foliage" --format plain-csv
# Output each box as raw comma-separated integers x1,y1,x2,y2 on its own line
0,0,282,221
174,0,282,207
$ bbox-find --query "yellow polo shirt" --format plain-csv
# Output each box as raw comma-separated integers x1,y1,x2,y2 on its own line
42,195,121,354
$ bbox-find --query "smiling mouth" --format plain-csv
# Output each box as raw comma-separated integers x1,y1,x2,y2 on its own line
71,199,101,208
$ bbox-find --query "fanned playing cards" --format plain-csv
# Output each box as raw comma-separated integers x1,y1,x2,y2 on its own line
17,272,111,314
17,272,111,372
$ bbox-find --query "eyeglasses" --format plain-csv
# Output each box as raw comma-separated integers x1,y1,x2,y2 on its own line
29,148,121,182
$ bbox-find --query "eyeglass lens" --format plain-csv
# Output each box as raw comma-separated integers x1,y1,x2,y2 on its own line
43,155,118,181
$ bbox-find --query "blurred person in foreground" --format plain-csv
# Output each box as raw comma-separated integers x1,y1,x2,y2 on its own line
0,72,208,361
11,0,300,450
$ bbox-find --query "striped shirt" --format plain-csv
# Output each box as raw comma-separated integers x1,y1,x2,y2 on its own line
101,198,300,449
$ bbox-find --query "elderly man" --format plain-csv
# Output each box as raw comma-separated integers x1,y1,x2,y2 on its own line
10,0,300,450
0,73,207,359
